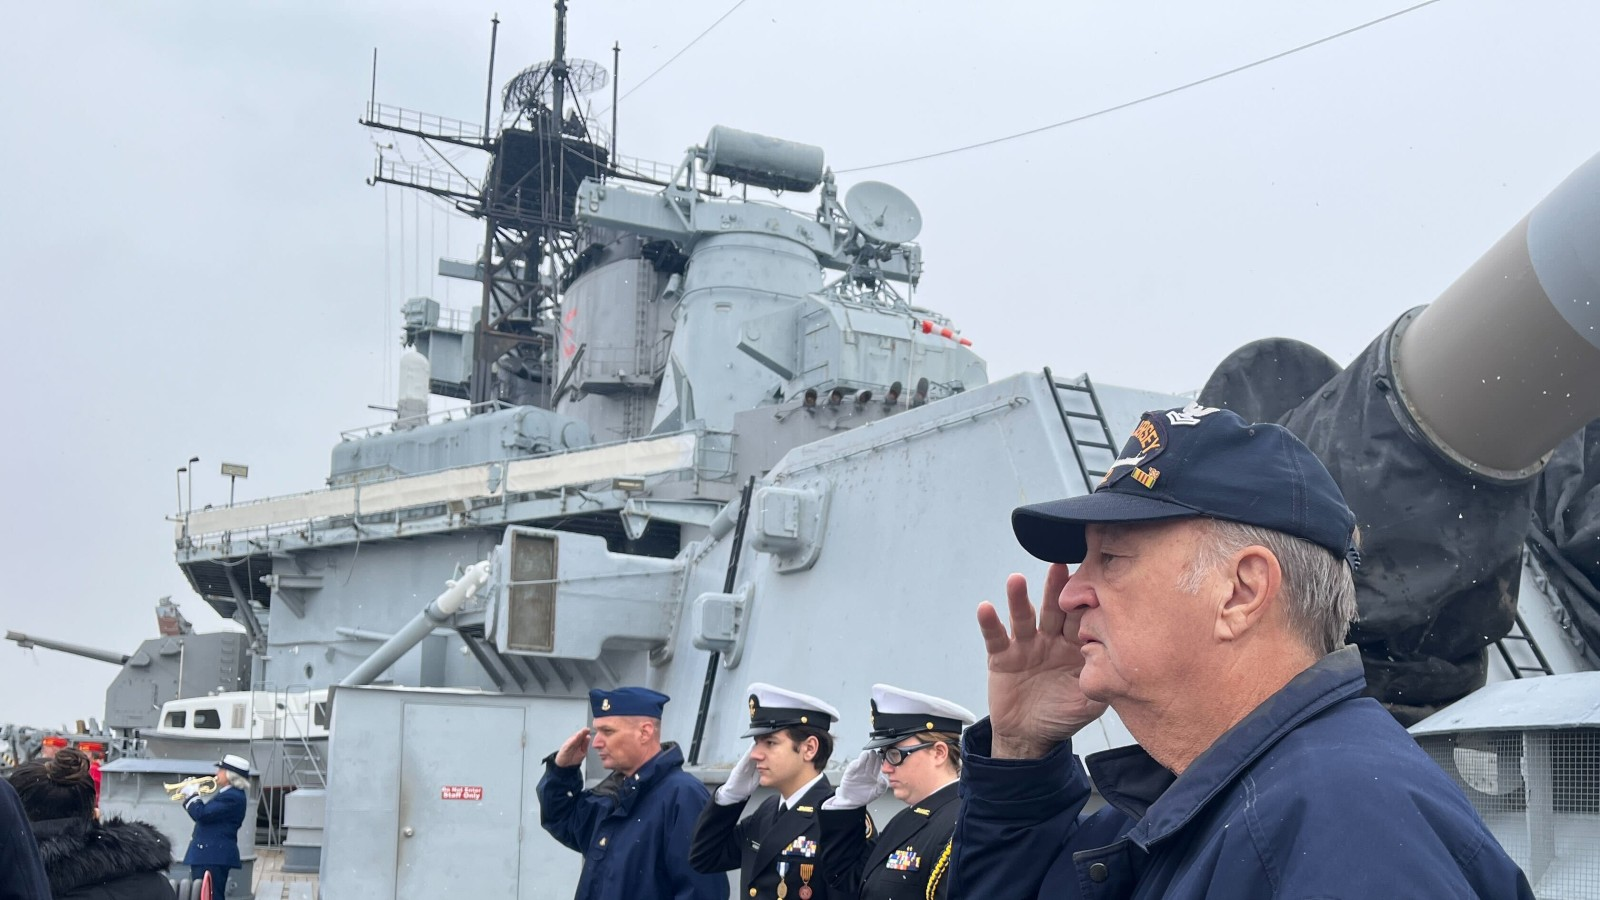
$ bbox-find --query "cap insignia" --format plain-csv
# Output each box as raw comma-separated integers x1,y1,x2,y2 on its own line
1164,402,1220,426
1130,466,1160,489
601,698,611,712
748,696,758,719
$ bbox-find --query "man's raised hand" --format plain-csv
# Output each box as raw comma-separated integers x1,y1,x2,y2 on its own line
554,727,592,768
976,563,1108,759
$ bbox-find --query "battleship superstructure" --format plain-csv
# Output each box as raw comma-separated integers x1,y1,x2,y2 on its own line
6,7,1600,899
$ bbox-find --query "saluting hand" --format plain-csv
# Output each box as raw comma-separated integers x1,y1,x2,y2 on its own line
714,747,761,804
977,564,1108,759
553,727,592,768
827,749,888,809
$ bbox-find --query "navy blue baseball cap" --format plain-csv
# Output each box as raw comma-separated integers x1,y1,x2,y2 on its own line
1012,404,1358,565
590,686,670,719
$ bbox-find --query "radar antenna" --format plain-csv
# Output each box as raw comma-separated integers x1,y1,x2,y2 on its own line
501,59,610,114
824,180,924,307
844,181,923,245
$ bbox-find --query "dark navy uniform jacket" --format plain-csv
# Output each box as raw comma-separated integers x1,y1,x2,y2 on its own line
181,786,246,868
1,777,50,900
539,743,728,900
819,782,958,900
691,778,835,900
951,648,1534,899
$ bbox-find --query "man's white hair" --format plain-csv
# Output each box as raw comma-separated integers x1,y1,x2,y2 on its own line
1179,518,1357,655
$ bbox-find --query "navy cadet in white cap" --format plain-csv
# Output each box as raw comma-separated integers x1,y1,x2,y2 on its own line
690,683,841,900
817,685,975,900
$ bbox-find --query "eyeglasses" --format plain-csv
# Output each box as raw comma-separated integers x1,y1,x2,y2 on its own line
880,742,937,767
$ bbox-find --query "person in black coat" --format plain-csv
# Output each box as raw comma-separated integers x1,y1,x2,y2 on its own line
818,685,975,900
1,776,52,900
691,683,843,900
8,748,174,900
178,755,249,899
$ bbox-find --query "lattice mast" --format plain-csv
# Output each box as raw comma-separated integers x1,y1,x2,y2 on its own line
362,2,614,408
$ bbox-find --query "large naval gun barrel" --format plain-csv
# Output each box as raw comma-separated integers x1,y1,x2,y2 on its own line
339,560,491,687
1390,152,1600,479
1203,151,1600,723
6,630,129,666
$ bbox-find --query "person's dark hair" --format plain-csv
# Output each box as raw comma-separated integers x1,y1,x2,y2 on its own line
780,726,834,771
8,748,96,821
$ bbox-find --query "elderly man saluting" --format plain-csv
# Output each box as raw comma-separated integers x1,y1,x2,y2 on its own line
953,404,1532,899
539,687,729,900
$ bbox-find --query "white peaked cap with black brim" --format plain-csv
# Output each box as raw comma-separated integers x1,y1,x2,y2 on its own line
217,754,251,777
864,684,976,750
742,682,840,737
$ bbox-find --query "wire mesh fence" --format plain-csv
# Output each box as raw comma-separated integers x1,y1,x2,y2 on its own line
1417,728,1600,899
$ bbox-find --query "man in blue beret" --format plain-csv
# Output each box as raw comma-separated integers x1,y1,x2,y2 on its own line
952,404,1532,899
538,686,729,900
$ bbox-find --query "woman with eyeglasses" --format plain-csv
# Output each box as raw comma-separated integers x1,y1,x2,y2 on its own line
818,684,975,900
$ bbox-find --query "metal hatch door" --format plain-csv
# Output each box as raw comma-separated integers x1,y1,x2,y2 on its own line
396,703,525,895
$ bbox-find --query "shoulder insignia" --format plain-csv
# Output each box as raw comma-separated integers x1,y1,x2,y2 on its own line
797,805,814,813
913,807,931,816
865,815,876,839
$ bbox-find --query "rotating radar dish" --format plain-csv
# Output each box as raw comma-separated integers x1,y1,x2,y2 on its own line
502,59,611,113
844,181,923,245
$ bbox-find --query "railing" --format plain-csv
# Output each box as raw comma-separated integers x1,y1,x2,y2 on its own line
610,152,678,185
373,158,479,200
339,399,513,441
178,429,726,547
363,102,486,145
433,306,474,332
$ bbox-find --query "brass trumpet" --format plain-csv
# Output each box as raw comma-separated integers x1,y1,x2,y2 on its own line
163,775,218,802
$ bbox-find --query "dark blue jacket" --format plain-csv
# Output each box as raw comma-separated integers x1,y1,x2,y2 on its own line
951,648,1534,899
181,786,246,868
0,778,51,900
539,743,730,900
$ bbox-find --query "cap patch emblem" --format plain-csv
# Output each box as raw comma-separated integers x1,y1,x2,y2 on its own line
748,696,758,719
1102,414,1170,489
1165,402,1220,426
601,698,611,711
1130,466,1160,489
869,699,879,727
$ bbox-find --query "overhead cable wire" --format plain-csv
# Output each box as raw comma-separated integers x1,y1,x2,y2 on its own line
600,0,751,113
838,0,1446,174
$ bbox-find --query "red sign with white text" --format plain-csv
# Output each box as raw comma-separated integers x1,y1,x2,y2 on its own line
439,785,484,801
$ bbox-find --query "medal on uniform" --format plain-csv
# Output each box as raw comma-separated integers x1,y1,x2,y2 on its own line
798,863,814,900
776,862,789,900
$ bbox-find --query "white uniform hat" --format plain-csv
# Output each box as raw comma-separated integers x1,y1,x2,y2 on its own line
864,684,976,749
741,682,840,737
217,754,252,777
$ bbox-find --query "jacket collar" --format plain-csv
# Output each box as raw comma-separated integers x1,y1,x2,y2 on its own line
31,816,174,895
611,742,686,815
1086,646,1367,850
911,780,960,814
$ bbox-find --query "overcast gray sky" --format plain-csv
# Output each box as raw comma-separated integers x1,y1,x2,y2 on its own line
2,0,1597,727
